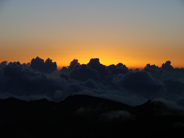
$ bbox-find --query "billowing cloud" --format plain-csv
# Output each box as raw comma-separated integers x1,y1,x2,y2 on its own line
162,60,174,71
30,57,57,74
87,58,108,79
1,62,62,97
0,61,7,67
144,63,160,72
68,59,80,70
69,64,100,81
118,71,162,98
108,63,129,75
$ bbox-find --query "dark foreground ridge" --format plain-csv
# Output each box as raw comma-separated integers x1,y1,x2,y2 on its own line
0,95,184,138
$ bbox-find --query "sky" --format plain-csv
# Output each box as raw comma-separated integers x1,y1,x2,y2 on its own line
0,0,184,68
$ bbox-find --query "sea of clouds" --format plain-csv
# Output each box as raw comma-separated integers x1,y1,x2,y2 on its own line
0,57,184,109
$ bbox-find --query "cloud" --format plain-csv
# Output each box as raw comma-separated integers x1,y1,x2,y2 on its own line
44,58,57,73
163,78,184,95
0,61,7,67
68,59,80,70
144,63,160,72
77,89,148,106
101,110,134,121
118,71,162,98
162,60,174,71
0,58,184,110
87,58,108,79
60,74,68,80
30,57,57,74
1,62,62,97
0,67,3,78
177,98,184,107
69,64,100,81
108,63,129,75
83,79,98,89
0,67,5,89
146,98,184,115
53,90,66,101
67,83,83,93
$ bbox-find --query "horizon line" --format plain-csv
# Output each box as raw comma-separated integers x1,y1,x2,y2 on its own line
1,58,184,70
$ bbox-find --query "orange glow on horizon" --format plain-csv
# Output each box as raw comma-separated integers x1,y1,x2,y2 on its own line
1,55,184,70
0,43,184,70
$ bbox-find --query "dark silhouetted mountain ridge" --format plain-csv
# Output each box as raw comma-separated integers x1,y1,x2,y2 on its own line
0,95,184,137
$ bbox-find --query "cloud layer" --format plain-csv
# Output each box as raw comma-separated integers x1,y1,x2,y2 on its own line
0,58,184,108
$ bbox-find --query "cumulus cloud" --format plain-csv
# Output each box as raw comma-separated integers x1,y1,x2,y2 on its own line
162,60,174,71
0,61,7,67
108,63,129,76
144,63,160,73
69,64,100,81
68,59,80,70
118,71,162,98
1,62,62,97
87,58,108,79
30,57,57,73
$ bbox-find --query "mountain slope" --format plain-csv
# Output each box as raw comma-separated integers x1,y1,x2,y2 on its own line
0,95,184,137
